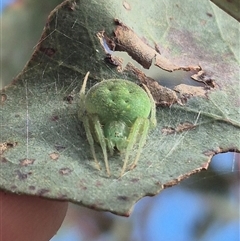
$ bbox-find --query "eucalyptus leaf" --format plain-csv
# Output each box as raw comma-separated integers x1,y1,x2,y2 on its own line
1,0,239,216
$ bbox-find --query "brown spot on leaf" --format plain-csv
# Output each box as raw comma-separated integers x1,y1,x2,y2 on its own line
162,122,196,135
123,1,131,10
206,12,213,17
63,95,74,104
19,158,35,166
16,170,30,180
37,189,50,196
131,178,140,183
49,152,59,161
59,168,72,175
175,122,196,132
39,47,56,57
0,142,7,155
54,144,66,152
161,127,175,135
29,186,36,190
51,115,59,121
0,142,17,154
89,204,99,210
117,196,129,201
1,94,7,104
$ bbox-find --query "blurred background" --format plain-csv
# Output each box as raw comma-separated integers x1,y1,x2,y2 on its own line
1,1,239,240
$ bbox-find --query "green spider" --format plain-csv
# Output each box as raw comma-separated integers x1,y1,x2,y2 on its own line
78,72,156,177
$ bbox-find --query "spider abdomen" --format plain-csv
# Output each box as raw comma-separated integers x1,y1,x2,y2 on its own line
85,79,151,125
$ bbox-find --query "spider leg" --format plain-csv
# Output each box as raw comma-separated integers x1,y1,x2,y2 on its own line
120,117,148,177
78,72,90,120
82,116,101,171
142,83,157,128
91,115,111,176
79,71,90,98
129,119,149,170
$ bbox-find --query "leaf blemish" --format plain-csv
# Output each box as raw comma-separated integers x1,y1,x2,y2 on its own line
131,178,140,183
59,167,73,175
29,186,36,190
49,152,60,161
16,170,31,180
1,94,7,104
37,189,50,196
39,47,56,57
54,144,66,152
117,196,129,201
0,142,17,155
63,95,74,104
161,122,196,135
123,1,131,11
19,158,35,166
51,115,59,122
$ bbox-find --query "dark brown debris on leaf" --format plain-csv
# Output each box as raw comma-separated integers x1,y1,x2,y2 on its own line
97,20,216,107
104,54,122,67
174,84,208,98
162,122,196,135
63,95,74,104
113,19,200,72
191,70,217,88
1,94,7,104
126,63,180,106
0,142,17,155
175,122,196,132
113,19,156,69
